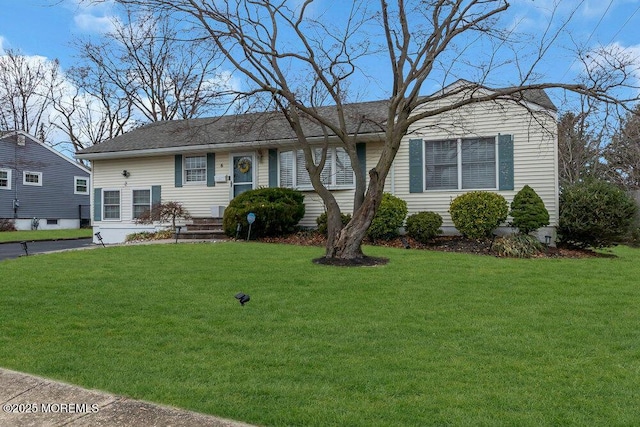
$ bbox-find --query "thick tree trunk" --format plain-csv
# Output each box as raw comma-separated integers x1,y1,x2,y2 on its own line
324,173,384,260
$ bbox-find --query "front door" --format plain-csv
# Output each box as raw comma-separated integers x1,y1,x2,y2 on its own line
232,154,255,197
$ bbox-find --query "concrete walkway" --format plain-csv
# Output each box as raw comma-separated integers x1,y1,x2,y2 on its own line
0,368,256,427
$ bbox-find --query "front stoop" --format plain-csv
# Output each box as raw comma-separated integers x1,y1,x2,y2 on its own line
177,217,226,240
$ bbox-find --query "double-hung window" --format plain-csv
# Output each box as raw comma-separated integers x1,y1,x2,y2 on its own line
75,176,89,195
0,169,10,190
103,190,121,220
23,171,42,186
184,155,207,183
279,147,354,189
132,189,151,219
425,137,497,190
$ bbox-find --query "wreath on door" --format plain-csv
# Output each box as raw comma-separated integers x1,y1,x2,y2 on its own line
237,157,252,174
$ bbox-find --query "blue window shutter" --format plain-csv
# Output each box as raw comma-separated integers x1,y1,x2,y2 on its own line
356,143,366,182
268,149,278,187
498,134,514,190
94,188,102,221
175,155,183,188
151,185,161,205
207,153,215,187
409,139,424,193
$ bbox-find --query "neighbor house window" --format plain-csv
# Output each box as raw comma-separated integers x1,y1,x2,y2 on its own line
279,147,354,189
132,189,151,219
74,176,89,195
184,155,207,183
0,169,10,190
425,137,497,190
23,171,43,186
102,190,121,220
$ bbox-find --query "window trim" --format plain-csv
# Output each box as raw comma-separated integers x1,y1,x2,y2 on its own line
424,136,499,192
279,147,355,190
74,176,89,195
23,171,43,187
102,189,121,221
183,154,207,185
131,187,152,220
0,168,11,190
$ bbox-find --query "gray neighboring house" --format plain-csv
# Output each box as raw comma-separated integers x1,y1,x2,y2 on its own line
0,131,91,230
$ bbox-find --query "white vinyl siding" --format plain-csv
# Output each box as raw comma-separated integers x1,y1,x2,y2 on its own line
103,189,121,220
132,189,151,219
23,171,42,186
184,155,206,183
280,147,354,189
0,169,10,190
396,89,558,230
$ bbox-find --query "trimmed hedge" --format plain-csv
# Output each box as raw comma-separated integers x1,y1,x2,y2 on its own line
405,211,442,243
223,188,305,238
449,191,508,238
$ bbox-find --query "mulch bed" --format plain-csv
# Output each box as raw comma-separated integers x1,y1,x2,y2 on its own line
259,232,606,259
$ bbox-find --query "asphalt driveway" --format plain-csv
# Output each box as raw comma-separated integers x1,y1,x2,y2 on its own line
0,238,94,261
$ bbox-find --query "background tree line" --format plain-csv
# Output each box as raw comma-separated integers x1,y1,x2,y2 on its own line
0,8,232,154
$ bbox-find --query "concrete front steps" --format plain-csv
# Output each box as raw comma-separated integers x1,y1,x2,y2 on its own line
177,217,226,240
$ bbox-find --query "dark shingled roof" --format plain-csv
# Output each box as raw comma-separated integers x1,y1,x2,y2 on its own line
77,84,555,157
77,100,389,156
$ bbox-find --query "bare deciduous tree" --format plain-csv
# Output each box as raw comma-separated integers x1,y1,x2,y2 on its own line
105,0,640,261
52,65,134,153
0,49,61,141
74,9,231,123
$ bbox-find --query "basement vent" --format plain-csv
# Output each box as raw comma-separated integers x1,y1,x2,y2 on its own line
17,135,26,146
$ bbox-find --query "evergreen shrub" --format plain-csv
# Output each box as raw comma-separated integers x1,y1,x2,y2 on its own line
449,191,508,238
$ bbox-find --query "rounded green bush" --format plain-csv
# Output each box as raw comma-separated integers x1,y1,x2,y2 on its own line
367,193,408,240
223,187,305,238
316,211,352,236
509,185,550,234
405,211,442,243
449,191,508,238
558,179,637,248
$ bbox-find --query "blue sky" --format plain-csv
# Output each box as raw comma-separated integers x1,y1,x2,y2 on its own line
1,0,639,107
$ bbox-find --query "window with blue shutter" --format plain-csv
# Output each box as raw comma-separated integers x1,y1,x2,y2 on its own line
268,149,278,187
93,187,102,221
174,155,183,187
498,134,514,190
207,153,215,187
409,139,424,193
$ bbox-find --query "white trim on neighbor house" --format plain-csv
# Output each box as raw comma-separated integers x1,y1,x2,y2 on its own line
0,168,11,190
74,176,90,195
23,171,43,186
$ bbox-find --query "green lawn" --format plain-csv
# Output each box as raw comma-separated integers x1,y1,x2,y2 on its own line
0,228,93,243
1,242,639,426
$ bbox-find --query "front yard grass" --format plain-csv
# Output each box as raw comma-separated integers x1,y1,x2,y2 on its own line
0,228,93,243
1,242,639,425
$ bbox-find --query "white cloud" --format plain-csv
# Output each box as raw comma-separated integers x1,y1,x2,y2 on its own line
0,35,6,54
73,13,117,33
